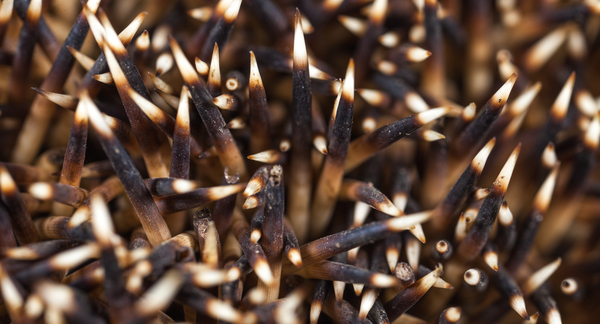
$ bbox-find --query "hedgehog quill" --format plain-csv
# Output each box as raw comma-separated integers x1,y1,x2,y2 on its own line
1,0,599,323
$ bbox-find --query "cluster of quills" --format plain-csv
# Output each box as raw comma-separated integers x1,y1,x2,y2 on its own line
0,0,599,323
